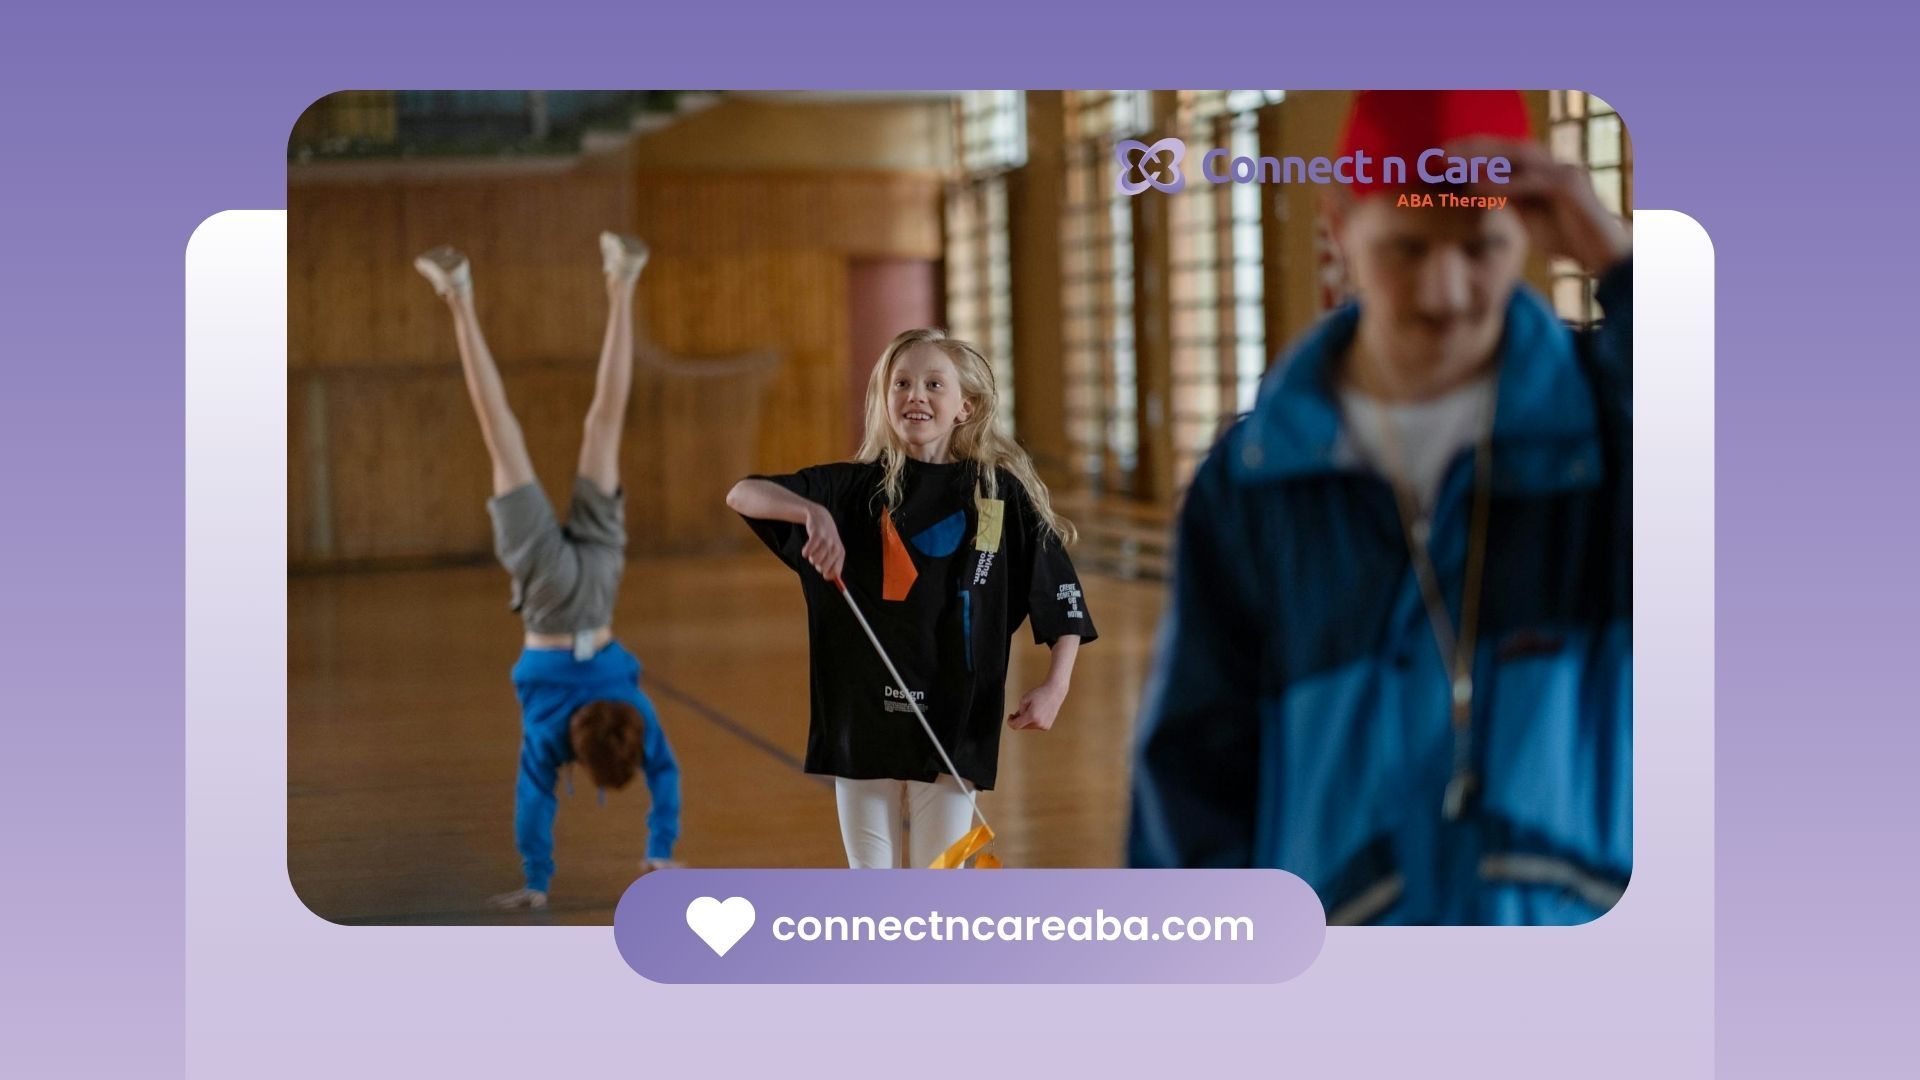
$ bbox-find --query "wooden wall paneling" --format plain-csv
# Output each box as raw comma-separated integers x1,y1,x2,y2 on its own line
522,173,630,360
383,185,447,369
397,182,498,365
323,369,495,561
857,175,943,258
291,161,943,566
639,249,846,477
287,191,320,370
483,186,542,364
631,171,941,259
288,372,315,563
303,186,388,370
363,190,418,369
311,361,789,562
465,185,547,365
650,365,775,553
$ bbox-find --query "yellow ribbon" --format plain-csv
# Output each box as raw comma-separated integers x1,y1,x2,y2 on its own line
927,823,1001,869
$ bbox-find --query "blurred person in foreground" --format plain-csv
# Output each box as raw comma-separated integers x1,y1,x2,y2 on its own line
1128,91,1631,925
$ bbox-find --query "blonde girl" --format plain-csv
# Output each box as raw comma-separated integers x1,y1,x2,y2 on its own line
727,329,1097,868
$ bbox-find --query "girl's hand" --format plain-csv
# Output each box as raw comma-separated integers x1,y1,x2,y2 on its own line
638,857,681,877
489,887,548,910
1007,680,1068,731
802,502,845,582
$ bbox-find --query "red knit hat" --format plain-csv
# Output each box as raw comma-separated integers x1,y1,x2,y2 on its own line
1338,90,1531,194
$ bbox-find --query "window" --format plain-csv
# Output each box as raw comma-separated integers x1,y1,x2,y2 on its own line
1166,91,1282,488
1060,91,1151,495
944,177,1015,430
1548,91,1632,324
958,91,1027,173
946,93,1025,431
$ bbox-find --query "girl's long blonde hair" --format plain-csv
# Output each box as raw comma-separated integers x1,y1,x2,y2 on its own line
855,328,1076,546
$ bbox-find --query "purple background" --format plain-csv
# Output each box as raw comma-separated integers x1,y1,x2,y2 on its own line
612,870,1325,982
3,2,1909,1075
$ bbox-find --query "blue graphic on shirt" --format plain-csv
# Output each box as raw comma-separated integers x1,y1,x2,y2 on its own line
909,510,967,557
959,587,974,672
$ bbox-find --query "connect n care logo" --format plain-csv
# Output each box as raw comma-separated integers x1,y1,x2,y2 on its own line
1115,137,1186,195
1115,136,1515,198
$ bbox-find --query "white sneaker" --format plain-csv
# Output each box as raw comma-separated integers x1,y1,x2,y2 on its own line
600,231,650,282
413,245,471,298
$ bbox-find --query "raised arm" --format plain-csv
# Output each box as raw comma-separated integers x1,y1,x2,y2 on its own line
1456,137,1629,277
725,478,817,522
727,478,845,581
1460,137,1631,403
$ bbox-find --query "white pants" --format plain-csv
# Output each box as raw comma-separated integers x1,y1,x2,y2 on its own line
834,775,976,869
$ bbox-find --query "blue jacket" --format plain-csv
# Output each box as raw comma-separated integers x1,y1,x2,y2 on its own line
511,641,680,893
1129,263,1631,925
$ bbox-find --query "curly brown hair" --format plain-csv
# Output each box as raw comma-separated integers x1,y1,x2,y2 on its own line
569,700,645,790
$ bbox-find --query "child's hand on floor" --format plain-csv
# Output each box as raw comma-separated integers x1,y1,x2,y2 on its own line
489,888,549,910
802,502,846,582
1007,680,1068,731
638,858,681,877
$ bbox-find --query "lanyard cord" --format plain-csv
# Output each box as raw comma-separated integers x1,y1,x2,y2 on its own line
832,575,991,834
825,481,997,837
1370,387,1495,821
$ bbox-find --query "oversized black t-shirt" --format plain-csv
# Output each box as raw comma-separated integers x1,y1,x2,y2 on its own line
742,458,1096,789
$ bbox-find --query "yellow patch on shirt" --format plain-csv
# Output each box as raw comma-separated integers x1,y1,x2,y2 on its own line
974,496,1005,553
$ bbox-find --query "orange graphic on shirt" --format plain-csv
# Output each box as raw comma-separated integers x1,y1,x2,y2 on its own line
880,513,918,601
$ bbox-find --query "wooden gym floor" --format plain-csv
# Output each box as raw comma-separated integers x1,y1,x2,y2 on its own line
289,554,1166,925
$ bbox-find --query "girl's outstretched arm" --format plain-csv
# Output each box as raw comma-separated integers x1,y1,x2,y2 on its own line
726,479,845,581
1007,634,1080,731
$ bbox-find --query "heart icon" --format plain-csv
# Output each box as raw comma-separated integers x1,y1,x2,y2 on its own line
685,896,755,957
